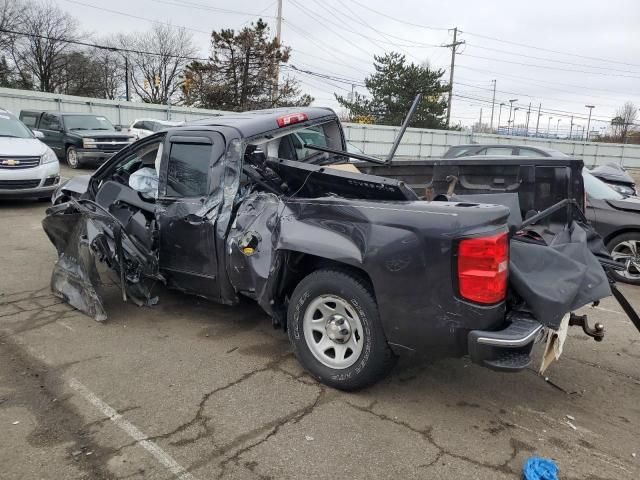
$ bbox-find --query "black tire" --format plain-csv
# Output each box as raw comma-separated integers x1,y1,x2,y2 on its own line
287,269,395,390
607,232,640,285
66,146,80,169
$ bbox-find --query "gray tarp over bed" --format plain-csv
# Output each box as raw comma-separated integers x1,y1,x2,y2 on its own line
452,193,611,330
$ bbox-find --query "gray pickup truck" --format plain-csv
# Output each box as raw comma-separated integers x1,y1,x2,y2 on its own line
43,107,637,390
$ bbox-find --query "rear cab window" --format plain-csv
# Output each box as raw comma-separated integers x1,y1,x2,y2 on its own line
249,120,344,163
20,113,39,129
518,148,547,157
479,147,516,156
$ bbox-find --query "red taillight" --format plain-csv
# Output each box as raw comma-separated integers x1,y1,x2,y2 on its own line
277,113,308,127
458,233,508,304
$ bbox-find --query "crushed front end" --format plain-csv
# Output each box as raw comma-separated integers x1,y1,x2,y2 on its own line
42,199,161,321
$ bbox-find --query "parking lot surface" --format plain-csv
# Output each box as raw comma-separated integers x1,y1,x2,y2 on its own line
1,165,639,479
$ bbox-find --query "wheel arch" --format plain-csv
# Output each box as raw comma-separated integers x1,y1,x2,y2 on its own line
269,250,376,328
604,227,640,246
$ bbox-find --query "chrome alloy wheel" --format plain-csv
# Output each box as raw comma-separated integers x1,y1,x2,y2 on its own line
611,239,640,281
303,294,364,369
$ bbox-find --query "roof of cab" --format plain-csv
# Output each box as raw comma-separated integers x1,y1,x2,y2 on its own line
185,107,338,138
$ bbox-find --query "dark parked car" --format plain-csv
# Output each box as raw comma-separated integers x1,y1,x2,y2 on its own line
44,108,626,390
443,144,568,158
19,110,134,169
589,163,636,196
584,170,640,284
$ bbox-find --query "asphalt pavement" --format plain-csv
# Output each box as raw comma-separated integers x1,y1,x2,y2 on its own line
0,164,638,479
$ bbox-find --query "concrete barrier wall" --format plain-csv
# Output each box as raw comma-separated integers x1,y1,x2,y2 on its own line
343,123,640,168
0,87,226,127
2,87,638,167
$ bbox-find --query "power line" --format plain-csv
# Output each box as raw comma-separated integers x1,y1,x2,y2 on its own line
460,53,640,79
456,65,640,98
455,81,622,110
151,0,277,18
288,0,377,57
284,20,372,66
465,42,640,75
347,0,449,31
61,0,210,35
454,92,636,125
326,1,442,49
319,0,430,65
461,30,640,69
0,27,210,61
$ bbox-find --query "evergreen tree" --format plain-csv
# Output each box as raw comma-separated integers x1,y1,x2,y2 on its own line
336,52,449,129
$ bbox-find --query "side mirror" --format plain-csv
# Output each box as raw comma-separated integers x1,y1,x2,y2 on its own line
32,130,44,139
115,125,122,132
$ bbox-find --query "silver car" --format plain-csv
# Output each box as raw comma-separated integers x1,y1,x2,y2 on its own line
0,109,60,200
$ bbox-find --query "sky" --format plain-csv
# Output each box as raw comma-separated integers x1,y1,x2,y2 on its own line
53,0,640,135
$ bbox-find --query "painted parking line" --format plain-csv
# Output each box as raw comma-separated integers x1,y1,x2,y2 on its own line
68,378,196,480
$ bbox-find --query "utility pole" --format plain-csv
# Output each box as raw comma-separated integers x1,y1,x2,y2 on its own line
547,116,553,136
490,79,496,132
272,0,283,106
507,99,517,135
556,118,561,137
444,27,464,128
535,103,541,137
585,105,595,141
478,107,483,132
569,116,574,139
525,102,531,137
125,56,130,102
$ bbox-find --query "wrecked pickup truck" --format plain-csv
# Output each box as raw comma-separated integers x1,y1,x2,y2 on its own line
43,106,636,390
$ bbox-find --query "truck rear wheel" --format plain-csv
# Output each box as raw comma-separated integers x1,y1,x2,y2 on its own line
287,269,395,390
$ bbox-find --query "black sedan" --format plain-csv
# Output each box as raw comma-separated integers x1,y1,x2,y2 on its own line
584,170,640,284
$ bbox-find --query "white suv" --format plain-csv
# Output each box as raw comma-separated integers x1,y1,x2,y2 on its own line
0,109,60,200
128,118,181,140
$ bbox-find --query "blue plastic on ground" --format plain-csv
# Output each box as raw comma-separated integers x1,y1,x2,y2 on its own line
523,457,559,480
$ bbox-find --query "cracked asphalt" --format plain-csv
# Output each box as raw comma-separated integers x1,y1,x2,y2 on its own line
0,165,639,479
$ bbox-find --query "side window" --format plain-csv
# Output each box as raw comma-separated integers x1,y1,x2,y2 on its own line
132,121,144,129
21,114,38,128
40,114,61,131
518,148,546,157
165,143,211,197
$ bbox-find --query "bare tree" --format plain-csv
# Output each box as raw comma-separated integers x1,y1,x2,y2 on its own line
91,36,127,100
120,24,196,104
611,101,638,142
0,0,25,52
0,0,27,87
10,0,79,92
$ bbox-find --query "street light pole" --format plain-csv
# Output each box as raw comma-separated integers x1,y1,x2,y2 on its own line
497,102,505,134
507,99,517,135
556,118,561,137
490,79,496,131
512,107,520,135
547,116,553,136
585,105,595,141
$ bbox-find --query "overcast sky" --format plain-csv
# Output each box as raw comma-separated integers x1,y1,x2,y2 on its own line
54,0,640,134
